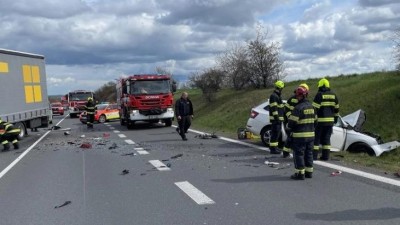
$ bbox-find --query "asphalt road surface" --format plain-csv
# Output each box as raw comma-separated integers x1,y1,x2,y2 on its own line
0,115,399,225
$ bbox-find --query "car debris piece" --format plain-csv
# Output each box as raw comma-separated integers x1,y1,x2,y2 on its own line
50,125,61,130
276,163,291,170
171,153,183,159
67,141,76,145
103,133,110,138
161,159,170,162
64,131,70,135
264,161,280,167
80,135,85,138
54,201,71,209
121,169,129,175
97,143,106,146
330,170,342,176
80,143,92,149
121,152,136,156
166,163,171,167
108,143,118,150
195,133,218,139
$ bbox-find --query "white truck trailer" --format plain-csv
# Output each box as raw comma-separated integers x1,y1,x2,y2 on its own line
0,49,51,138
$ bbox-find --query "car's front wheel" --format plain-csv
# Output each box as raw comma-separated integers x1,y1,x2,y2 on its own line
260,125,272,147
348,142,375,156
99,115,107,123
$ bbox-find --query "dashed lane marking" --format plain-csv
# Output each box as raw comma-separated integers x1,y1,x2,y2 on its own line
149,160,170,171
109,127,115,130
118,134,127,138
137,150,149,155
125,139,135,145
175,181,215,205
113,130,120,133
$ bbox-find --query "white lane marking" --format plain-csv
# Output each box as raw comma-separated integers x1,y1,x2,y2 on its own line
137,150,149,155
149,160,170,171
118,134,126,138
104,123,109,125
175,181,215,205
172,125,400,188
134,147,144,150
106,124,111,127
0,115,69,180
125,139,135,145
113,130,120,133
109,127,115,130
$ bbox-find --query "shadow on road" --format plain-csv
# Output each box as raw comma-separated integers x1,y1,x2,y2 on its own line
296,207,400,221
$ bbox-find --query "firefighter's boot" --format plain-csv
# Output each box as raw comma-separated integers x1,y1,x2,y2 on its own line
320,150,330,161
3,143,10,151
313,151,319,160
290,173,305,180
305,171,313,179
13,142,19,150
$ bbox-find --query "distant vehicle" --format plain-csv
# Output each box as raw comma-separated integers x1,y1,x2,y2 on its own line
246,100,400,156
116,74,176,129
79,103,120,124
64,90,94,118
51,102,64,115
0,48,51,138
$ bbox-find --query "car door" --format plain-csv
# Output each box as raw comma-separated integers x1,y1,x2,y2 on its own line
106,105,119,120
330,118,346,151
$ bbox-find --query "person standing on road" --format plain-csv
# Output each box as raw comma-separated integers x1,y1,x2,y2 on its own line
312,78,339,161
175,92,193,141
268,80,285,154
283,83,309,158
85,97,96,128
287,86,316,180
0,119,21,151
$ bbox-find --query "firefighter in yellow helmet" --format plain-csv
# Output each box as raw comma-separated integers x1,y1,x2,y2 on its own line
287,86,316,180
0,119,21,151
84,97,96,128
283,83,309,158
268,80,285,154
312,78,339,161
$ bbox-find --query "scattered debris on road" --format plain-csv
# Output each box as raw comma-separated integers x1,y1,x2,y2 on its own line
67,141,76,145
140,173,146,176
161,159,170,162
171,153,183,159
195,133,218,139
64,131,70,135
80,135,85,138
121,152,136,156
103,133,110,138
276,163,291,170
54,201,71,209
330,170,343,176
166,163,171,167
108,143,118,150
121,169,129,175
264,161,280,167
80,143,92,149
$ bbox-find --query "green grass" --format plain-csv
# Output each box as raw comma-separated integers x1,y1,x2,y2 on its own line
175,71,400,173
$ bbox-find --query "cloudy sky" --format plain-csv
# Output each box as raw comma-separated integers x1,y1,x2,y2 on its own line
1,0,399,95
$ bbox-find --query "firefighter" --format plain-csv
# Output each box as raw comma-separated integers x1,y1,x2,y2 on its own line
0,119,21,151
175,92,193,141
287,86,315,180
268,80,285,154
85,97,96,128
283,83,309,158
312,78,339,161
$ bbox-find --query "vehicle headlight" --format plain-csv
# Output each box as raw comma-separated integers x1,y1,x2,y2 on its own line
167,108,173,112
130,110,138,115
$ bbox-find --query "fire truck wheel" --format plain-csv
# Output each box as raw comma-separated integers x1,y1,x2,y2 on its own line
164,119,172,127
127,121,135,129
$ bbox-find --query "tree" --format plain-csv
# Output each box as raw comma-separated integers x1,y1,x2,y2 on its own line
247,29,284,88
189,68,224,102
217,44,251,90
94,81,116,103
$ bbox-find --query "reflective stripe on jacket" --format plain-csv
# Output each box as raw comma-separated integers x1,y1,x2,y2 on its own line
288,99,316,142
312,87,339,126
269,90,284,123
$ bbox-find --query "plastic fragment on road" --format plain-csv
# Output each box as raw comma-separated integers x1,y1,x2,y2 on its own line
195,133,218,139
167,163,171,167
330,170,342,176
80,143,92,149
276,163,291,170
103,133,110,138
264,161,280,167
67,141,75,145
121,152,136,156
54,201,71,209
109,143,118,150
80,135,85,138
121,169,129,175
64,131,70,135
171,153,183,159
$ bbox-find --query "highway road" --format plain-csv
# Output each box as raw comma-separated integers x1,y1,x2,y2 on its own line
0,115,399,225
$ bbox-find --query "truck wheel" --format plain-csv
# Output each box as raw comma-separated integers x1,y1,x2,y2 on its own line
127,121,135,129
99,115,107,123
15,122,26,139
260,125,272,147
164,119,172,127
120,118,126,126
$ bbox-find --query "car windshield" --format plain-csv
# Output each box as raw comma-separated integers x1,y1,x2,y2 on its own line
51,103,62,107
96,104,108,110
130,80,170,95
69,92,93,101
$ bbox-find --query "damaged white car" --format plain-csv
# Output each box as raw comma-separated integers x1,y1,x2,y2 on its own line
246,101,400,156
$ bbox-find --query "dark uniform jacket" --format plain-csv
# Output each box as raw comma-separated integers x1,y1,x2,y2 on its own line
312,87,339,126
288,98,316,142
284,94,298,123
85,101,96,114
269,90,284,123
175,98,193,118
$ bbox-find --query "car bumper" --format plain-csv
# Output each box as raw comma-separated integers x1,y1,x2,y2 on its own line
129,108,174,121
246,118,264,135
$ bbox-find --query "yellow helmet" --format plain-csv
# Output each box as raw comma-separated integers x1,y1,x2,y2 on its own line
299,83,309,91
318,78,330,88
275,80,285,89
87,97,93,101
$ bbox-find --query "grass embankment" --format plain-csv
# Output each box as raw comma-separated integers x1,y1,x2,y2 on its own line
176,71,400,173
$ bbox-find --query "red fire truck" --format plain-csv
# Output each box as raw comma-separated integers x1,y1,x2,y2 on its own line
64,90,94,118
116,74,176,129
